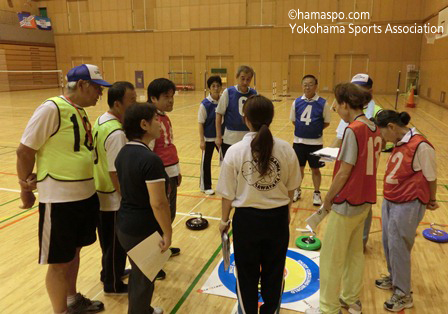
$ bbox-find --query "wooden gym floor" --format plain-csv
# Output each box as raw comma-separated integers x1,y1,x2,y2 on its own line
0,88,447,314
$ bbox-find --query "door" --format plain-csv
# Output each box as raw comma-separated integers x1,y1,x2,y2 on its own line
288,55,321,93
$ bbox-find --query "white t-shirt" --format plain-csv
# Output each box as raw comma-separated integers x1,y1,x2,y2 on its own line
20,96,96,203
96,112,127,211
336,99,377,139
289,94,331,145
216,85,253,145
216,132,301,209
198,95,219,142
397,128,437,181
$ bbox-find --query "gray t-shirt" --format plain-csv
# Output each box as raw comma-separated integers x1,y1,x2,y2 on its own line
332,119,376,216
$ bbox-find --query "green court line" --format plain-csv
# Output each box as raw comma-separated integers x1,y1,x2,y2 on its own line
0,206,36,224
170,230,233,314
0,197,20,207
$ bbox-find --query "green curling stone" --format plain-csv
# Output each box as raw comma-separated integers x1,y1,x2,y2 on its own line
296,235,321,251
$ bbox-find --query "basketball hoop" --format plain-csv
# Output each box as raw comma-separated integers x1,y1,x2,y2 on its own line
425,32,443,44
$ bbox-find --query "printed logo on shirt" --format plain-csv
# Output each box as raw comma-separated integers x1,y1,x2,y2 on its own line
241,157,281,191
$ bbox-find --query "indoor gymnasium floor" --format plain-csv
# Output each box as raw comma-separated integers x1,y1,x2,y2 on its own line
0,88,447,313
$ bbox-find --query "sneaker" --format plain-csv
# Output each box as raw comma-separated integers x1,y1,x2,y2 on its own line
384,290,413,312
121,268,131,279
156,269,166,280
104,283,128,295
153,307,164,314
375,274,393,290
202,189,215,195
339,298,362,314
293,189,301,202
313,191,322,206
170,247,181,256
68,293,105,313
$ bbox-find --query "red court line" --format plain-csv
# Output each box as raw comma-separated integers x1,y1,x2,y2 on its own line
0,172,17,176
0,209,38,230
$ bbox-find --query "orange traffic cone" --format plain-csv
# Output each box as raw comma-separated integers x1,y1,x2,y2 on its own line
406,87,416,108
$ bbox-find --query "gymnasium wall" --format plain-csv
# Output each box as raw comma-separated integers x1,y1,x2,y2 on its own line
14,0,431,94
419,0,448,107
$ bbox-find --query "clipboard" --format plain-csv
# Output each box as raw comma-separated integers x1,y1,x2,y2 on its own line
127,232,172,282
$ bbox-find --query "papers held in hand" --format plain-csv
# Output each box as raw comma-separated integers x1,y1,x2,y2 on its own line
311,147,340,162
305,205,331,232
127,232,172,282
222,232,230,271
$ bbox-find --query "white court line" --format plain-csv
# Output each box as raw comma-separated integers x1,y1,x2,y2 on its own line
173,196,208,229
176,211,221,221
0,188,38,194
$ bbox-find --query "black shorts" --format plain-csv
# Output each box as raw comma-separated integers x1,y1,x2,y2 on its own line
293,143,325,169
38,193,99,264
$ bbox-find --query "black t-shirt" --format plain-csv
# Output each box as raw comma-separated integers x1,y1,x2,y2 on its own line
115,141,169,237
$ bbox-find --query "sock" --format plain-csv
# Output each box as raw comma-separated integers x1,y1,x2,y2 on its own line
67,294,77,306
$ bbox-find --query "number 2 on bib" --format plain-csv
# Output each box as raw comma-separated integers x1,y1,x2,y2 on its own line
366,136,382,175
385,152,404,184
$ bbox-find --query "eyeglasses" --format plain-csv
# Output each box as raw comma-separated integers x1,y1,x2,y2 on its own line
302,84,315,88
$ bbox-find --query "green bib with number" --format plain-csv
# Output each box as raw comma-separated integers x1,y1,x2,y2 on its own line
92,116,122,193
373,104,382,117
36,96,94,182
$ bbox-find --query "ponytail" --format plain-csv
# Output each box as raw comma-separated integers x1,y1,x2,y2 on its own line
375,110,411,128
243,95,274,177
250,124,274,176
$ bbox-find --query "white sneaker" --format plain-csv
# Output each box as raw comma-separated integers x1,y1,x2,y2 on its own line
340,298,362,314
202,189,215,195
313,191,322,206
293,189,301,202
153,307,164,314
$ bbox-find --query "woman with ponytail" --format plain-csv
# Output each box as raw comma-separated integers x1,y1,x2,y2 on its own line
217,95,300,314
373,110,438,312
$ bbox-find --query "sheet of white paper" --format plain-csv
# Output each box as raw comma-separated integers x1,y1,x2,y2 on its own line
127,232,171,282
305,206,331,232
311,147,340,160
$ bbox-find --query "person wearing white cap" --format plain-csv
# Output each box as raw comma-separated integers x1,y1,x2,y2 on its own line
16,64,111,314
331,73,383,251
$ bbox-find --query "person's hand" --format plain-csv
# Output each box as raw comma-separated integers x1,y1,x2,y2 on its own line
20,190,36,209
322,199,332,213
219,220,230,235
26,173,37,190
18,173,37,192
215,137,222,149
427,200,439,210
159,234,171,252
177,173,182,187
200,141,205,151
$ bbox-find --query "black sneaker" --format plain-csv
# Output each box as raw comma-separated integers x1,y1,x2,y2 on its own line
67,293,105,313
156,269,166,280
104,283,128,296
170,247,181,256
121,268,131,279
